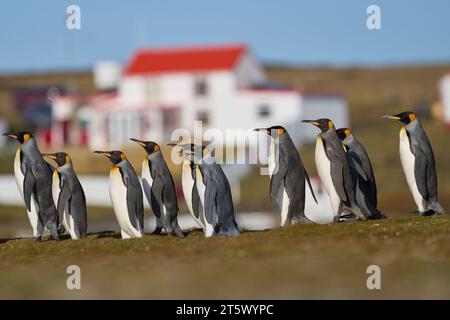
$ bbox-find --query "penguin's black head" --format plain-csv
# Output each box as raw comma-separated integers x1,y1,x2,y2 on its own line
302,118,334,133
130,138,160,154
93,150,126,165
3,131,33,144
336,128,352,141
42,152,71,167
253,125,287,138
383,111,416,125
168,142,195,156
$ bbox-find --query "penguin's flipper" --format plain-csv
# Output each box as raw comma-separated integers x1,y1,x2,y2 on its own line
330,158,349,203
269,157,287,206
304,169,318,204
57,177,71,218
191,183,202,221
349,157,368,181
23,162,36,212
123,176,140,230
413,148,429,200
204,182,218,227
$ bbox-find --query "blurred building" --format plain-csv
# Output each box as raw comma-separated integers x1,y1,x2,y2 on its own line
439,72,450,127
50,43,349,149
0,117,7,148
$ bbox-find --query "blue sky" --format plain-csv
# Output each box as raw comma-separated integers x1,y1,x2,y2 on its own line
1,0,449,72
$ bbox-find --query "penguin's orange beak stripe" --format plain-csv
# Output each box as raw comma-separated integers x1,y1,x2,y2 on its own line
93,151,112,157
383,115,401,120
130,138,147,147
42,153,57,160
302,120,320,127
3,133,18,139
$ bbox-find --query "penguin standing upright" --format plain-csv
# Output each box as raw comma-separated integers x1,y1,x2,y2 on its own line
254,126,317,225
188,145,239,237
130,139,184,238
302,119,366,222
336,128,385,220
3,132,60,241
94,150,144,239
383,111,445,215
43,152,88,239
167,143,205,230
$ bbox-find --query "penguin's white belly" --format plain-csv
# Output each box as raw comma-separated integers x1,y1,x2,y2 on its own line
182,162,205,229
110,167,142,239
268,141,277,176
399,127,425,212
314,137,341,221
276,183,290,226
14,148,41,236
195,167,214,237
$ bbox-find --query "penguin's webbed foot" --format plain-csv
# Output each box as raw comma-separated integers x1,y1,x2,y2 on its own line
33,236,42,242
417,210,435,217
292,216,314,225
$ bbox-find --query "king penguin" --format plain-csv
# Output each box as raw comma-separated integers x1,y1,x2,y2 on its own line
130,139,184,238
302,119,366,222
43,152,88,239
336,128,385,220
254,126,317,225
3,131,60,241
167,142,205,230
94,150,144,239
383,111,445,215
188,145,239,237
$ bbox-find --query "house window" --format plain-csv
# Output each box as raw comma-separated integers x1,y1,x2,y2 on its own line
196,110,209,125
258,104,271,118
194,78,208,96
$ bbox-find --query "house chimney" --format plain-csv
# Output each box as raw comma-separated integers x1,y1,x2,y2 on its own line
94,61,122,91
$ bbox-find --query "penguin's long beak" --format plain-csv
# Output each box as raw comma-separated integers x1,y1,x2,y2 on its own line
42,153,57,160
3,132,18,140
130,138,147,148
167,142,178,147
253,128,270,135
382,115,401,121
93,151,113,158
301,120,320,127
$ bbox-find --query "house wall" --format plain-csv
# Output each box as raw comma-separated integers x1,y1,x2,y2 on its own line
234,52,267,88
439,74,450,123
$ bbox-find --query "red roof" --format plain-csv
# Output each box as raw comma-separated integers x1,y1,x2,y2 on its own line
124,44,247,76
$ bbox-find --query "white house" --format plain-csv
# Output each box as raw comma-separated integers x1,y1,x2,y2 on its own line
439,72,450,125
50,43,349,150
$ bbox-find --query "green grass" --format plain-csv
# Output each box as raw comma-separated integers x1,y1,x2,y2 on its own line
2,215,450,299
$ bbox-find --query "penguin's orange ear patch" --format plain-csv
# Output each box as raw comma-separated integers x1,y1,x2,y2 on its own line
23,133,31,142
345,129,351,137
328,120,333,130
277,128,285,136
65,154,71,163
409,114,416,122
154,145,160,152
120,152,126,161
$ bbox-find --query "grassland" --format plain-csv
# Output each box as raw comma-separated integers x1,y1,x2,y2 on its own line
2,215,450,299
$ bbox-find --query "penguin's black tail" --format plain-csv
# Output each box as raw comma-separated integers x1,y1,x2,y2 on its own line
304,169,318,204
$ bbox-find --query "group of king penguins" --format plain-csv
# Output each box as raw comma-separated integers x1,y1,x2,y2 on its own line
2,110,445,241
